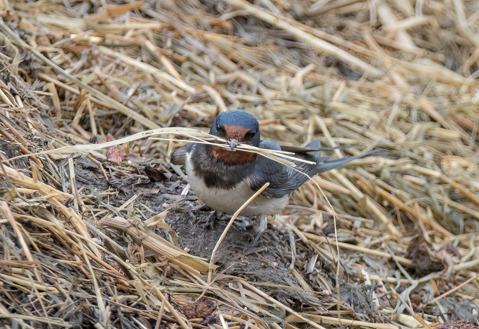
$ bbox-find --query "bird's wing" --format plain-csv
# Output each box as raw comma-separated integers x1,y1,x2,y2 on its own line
248,139,295,198
170,143,194,166
284,140,383,191
249,140,382,198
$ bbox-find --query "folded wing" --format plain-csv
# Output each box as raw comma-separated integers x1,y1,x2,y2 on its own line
170,143,194,166
249,140,381,198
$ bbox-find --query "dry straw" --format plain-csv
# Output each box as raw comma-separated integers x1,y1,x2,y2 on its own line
0,0,478,328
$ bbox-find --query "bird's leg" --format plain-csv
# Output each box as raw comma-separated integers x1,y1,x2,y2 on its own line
255,215,268,234
251,214,268,244
206,210,219,226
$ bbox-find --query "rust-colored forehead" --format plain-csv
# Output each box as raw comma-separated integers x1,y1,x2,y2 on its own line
223,124,250,138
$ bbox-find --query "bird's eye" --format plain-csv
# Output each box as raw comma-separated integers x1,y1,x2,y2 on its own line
245,131,255,139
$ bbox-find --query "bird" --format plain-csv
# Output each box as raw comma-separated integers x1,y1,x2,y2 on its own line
171,109,381,238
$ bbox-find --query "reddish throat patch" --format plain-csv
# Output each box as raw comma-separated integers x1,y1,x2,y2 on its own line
211,124,255,163
211,146,255,164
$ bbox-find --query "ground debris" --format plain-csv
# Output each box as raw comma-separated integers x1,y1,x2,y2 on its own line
406,235,460,276
435,321,479,329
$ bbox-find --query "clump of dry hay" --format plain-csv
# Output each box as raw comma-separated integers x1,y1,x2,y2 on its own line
0,0,478,328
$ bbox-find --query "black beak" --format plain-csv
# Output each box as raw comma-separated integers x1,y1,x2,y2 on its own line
227,138,240,151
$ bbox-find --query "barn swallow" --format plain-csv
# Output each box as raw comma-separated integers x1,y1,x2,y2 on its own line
171,110,380,237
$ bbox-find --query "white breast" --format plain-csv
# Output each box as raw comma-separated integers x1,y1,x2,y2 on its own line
185,153,289,216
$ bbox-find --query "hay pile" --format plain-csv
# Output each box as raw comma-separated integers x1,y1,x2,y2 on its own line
0,0,478,328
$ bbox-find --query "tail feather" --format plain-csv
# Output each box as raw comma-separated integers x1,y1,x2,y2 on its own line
316,149,384,173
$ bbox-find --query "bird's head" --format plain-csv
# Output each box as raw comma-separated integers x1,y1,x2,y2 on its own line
208,110,260,164
210,110,261,149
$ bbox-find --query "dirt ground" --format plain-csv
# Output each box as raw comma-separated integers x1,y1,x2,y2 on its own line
68,151,478,326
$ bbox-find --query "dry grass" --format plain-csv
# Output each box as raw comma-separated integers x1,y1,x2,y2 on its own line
0,0,478,328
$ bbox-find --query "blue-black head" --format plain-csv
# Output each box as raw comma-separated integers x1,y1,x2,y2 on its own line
210,110,261,149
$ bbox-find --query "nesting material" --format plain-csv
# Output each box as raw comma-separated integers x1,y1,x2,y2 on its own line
0,0,478,328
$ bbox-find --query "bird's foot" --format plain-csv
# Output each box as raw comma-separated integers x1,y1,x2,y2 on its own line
193,210,220,229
